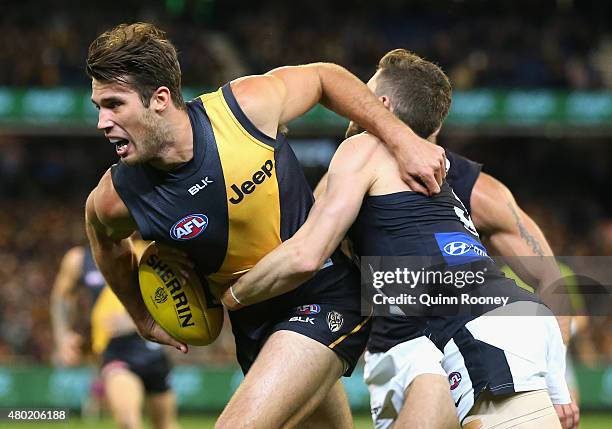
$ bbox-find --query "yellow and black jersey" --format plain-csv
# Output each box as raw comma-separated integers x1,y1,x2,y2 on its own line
90,286,126,355
111,84,313,283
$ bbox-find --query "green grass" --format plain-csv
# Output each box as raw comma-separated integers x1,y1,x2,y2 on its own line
0,413,609,428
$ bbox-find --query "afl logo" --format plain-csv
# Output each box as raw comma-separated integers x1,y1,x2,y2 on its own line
170,214,208,240
295,304,321,315
443,241,471,256
449,372,462,390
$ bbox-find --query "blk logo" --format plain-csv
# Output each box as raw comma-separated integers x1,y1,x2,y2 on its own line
188,177,214,196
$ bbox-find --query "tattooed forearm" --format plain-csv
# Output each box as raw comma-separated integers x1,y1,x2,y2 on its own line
51,297,74,340
507,202,545,257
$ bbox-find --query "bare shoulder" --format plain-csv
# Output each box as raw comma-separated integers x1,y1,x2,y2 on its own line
327,133,382,187
335,133,382,161
230,74,285,107
229,75,283,137
86,169,136,238
62,246,86,268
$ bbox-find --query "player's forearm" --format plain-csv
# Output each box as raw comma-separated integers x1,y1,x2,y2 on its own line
314,63,417,149
50,296,74,344
490,219,561,291
230,240,323,308
313,172,329,200
97,251,146,323
86,224,148,326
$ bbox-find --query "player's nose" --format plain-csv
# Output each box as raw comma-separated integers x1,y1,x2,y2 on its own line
97,110,113,130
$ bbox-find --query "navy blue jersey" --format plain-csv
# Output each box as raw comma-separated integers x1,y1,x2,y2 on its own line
351,182,538,353
81,247,105,302
445,150,482,215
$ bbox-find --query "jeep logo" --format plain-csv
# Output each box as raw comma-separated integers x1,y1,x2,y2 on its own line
228,159,274,204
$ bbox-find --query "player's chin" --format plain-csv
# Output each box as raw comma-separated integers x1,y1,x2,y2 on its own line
119,156,137,166
119,151,141,166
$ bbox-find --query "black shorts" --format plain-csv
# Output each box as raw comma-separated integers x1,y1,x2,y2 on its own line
229,256,371,377
101,333,172,394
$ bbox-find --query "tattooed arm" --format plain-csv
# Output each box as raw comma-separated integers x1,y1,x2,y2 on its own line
50,246,85,366
470,172,570,342
471,173,557,286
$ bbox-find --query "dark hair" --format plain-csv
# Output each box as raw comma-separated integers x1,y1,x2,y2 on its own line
86,23,186,110
376,49,451,138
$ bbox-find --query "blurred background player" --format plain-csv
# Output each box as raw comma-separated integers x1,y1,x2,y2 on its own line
51,239,179,429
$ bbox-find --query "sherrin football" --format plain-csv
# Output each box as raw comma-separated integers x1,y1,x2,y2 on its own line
138,242,223,345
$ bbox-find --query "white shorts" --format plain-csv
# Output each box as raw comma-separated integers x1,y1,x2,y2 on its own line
443,305,571,420
364,303,571,427
364,336,445,429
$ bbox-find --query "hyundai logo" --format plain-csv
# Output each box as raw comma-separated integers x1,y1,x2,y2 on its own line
443,241,472,256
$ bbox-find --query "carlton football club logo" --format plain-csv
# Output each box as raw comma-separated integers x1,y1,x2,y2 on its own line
327,311,344,333
170,214,209,240
154,287,168,304
449,372,462,390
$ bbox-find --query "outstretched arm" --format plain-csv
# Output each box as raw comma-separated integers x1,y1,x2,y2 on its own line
85,170,188,352
231,63,445,195
222,135,378,309
313,171,329,200
50,246,85,366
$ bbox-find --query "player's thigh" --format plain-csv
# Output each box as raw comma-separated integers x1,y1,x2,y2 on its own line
147,391,178,429
365,336,449,429
462,390,561,429
288,380,352,429
215,330,344,429
395,374,460,429
102,362,145,428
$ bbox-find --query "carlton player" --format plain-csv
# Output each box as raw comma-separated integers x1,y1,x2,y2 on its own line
224,50,574,429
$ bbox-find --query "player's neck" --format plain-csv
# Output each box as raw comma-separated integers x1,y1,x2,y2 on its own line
149,109,194,171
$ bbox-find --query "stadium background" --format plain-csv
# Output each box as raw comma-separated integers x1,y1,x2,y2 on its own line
0,0,610,427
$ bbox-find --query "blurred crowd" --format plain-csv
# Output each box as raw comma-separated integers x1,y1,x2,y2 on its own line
0,0,610,90
0,0,610,368
0,135,610,365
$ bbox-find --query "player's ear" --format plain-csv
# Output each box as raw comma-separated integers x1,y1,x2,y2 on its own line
150,86,172,113
428,126,441,143
380,95,393,113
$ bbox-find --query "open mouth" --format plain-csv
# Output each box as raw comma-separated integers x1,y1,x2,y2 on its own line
110,138,130,157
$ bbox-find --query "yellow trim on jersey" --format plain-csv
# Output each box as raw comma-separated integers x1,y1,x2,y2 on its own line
200,89,282,283
90,287,129,355
328,312,372,350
